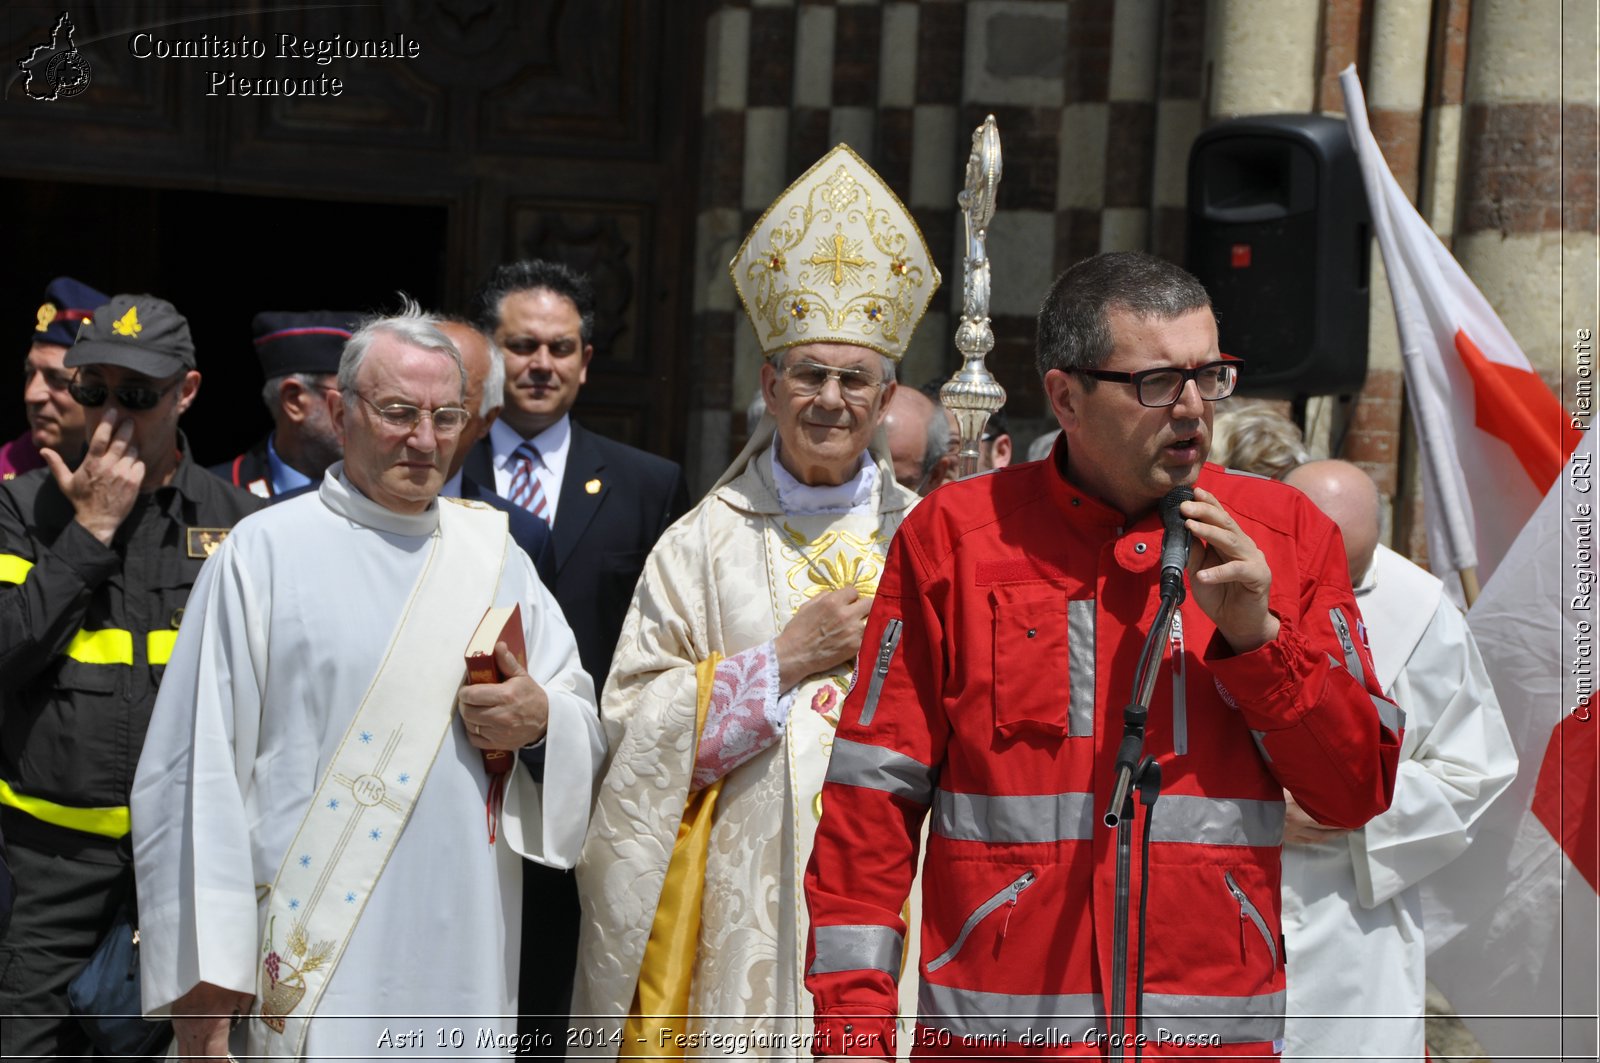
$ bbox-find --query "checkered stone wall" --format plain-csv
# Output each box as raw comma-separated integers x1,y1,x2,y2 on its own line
688,0,1208,487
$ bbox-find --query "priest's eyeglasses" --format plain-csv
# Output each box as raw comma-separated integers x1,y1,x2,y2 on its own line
356,393,471,434
1072,359,1243,408
68,374,183,411
782,361,884,404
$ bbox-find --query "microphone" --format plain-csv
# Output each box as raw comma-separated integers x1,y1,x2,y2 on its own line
1158,486,1194,602
1105,485,1194,829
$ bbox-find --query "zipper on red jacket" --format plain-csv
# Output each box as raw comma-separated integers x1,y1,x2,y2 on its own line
924,869,1036,972
1224,870,1276,966
1328,606,1368,687
858,618,903,726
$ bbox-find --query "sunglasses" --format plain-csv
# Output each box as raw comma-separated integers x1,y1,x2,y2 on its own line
68,374,183,411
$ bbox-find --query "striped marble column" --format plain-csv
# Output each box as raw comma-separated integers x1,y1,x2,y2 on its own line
1204,0,1320,118
1149,0,1205,265
1456,0,1597,420
1344,0,1433,537
1100,0,1162,253
957,0,1073,424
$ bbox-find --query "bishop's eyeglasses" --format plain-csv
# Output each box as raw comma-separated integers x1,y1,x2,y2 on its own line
781,361,885,405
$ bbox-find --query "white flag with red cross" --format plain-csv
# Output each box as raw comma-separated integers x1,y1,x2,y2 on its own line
1422,427,1598,1062
1339,67,1580,596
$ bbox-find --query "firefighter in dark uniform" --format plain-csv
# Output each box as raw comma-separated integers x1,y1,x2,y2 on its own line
0,294,264,1060
208,309,362,499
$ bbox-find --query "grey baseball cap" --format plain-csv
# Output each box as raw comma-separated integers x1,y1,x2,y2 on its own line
65,293,196,377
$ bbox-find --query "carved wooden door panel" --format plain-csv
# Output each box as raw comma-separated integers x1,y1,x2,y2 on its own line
0,0,700,463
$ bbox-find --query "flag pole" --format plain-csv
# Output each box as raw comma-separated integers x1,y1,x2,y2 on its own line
1341,67,1482,585
942,115,1007,480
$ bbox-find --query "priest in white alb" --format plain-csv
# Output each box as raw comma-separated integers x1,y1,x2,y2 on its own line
131,306,604,1061
572,144,938,1058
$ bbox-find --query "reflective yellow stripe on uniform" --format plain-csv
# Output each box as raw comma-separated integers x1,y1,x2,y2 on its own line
0,777,130,839
65,628,134,665
0,554,33,584
147,630,178,665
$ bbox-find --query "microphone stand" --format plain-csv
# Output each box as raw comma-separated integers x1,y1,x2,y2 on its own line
1104,579,1180,1061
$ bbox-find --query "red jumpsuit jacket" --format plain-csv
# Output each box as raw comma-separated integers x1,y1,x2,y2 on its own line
804,455,1402,1059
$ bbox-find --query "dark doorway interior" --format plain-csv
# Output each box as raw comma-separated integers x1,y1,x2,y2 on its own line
1,178,448,468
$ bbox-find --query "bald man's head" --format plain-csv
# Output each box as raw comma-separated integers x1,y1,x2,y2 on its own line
1283,459,1382,583
884,386,951,494
437,320,505,480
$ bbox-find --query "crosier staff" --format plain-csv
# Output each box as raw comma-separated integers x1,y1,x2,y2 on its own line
940,115,1007,481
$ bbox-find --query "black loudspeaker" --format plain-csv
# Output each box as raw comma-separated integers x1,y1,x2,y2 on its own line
1186,114,1370,397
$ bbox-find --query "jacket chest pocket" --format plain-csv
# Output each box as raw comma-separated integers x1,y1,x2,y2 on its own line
143,561,201,676
990,583,1094,738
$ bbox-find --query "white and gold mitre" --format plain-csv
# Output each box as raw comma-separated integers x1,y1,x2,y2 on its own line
730,144,940,362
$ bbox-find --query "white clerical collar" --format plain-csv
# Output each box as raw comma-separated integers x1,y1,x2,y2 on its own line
767,435,876,515
320,461,440,537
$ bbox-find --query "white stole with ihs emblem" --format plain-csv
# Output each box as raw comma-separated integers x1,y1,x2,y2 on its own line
247,500,508,1059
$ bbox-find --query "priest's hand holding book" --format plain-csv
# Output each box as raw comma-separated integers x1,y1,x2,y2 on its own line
460,603,548,749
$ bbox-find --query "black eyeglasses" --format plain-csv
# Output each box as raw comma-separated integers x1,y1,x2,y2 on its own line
1072,359,1242,408
68,374,183,411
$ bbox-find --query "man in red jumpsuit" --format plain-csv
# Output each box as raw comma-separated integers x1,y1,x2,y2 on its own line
803,252,1402,1060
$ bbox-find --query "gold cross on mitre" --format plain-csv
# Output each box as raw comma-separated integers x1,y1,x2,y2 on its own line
729,143,939,362
808,232,868,288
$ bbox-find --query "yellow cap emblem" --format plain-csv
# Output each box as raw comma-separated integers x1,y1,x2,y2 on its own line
35,303,54,333
585,478,602,495
111,306,141,337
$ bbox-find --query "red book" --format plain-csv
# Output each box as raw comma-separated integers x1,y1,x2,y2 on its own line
464,603,527,844
464,602,525,771
465,602,526,688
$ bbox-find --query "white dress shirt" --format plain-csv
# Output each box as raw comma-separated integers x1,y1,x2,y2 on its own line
489,414,572,522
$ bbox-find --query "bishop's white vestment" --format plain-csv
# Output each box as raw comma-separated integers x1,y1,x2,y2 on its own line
1281,544,1517,1060
132,468,604,1060
572,435,920,1058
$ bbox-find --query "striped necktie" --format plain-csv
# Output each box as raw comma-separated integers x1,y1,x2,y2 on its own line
507,440,551,524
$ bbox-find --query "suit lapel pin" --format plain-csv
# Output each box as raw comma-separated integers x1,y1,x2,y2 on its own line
585,478,602,495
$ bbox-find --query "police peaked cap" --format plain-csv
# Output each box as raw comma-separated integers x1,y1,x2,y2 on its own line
33,276,109,349
252,310,365,378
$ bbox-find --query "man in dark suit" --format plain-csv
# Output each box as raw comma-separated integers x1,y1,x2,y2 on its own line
465,261,688,678
209,310,363,499
466,260,688,1041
